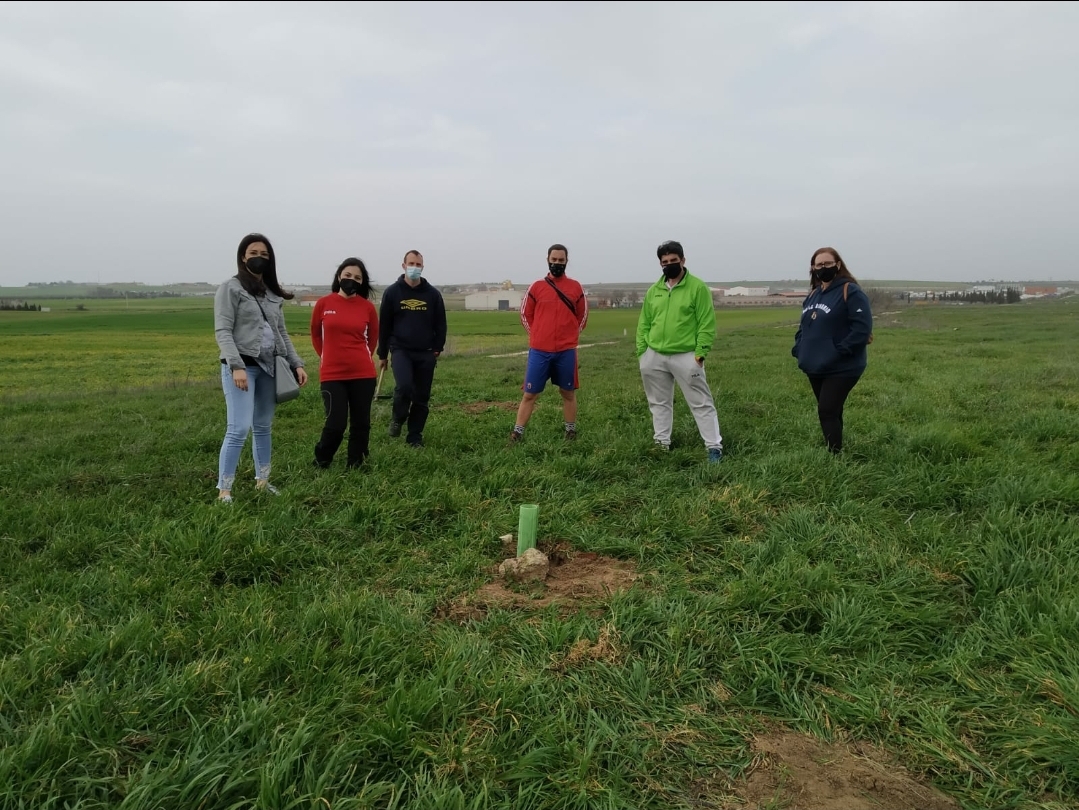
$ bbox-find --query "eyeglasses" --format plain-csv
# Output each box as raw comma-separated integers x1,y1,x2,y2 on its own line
812,262,838,271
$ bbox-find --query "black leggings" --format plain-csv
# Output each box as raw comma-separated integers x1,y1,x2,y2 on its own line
315,378,376,468
808,375,861,454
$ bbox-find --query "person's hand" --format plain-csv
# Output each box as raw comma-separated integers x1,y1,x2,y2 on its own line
379,358,388,371
295,367,308,386
232,368,248,391
434,351,441,358
695,357,705,367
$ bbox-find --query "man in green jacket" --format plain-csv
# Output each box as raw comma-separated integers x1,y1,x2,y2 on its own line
635,240,723,463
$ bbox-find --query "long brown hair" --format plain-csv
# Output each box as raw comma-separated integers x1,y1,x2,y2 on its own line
809,246,858,290
235,232,294,300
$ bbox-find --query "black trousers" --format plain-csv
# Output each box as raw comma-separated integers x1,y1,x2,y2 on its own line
315,378,376,468
807,374,861,454
390,349,437,444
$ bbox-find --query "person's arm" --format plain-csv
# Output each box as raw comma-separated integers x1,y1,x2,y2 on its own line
838,286,873,354
377,288,393,360
367,300,379,357
520,283,536,335
576,284,588,334
694,282,716,362
433,291,447,354
635,289,652,357
310,298,324,357
214,282,243,370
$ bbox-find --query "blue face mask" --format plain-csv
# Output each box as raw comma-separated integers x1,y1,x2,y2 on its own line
405,266,423,281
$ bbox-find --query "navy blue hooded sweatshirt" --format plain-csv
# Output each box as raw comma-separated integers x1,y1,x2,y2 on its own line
792,280,873,376
377,275,448,359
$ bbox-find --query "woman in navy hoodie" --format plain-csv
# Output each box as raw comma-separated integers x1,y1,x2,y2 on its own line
792,247,873,454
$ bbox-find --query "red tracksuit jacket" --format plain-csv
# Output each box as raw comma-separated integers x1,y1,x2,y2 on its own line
520,274,588,352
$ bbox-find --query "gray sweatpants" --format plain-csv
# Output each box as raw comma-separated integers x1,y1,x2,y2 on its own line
639,348,723,451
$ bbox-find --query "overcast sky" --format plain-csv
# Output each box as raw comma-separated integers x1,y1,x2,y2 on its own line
1,1,1077,287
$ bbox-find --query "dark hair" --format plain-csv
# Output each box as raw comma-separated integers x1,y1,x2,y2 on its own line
547,243,568,259
331,257,372,299
657,240,684,261
403,250,423,264
809,246,857,290
235,232,294,300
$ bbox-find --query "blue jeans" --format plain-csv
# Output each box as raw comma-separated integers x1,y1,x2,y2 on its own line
217,364,276,490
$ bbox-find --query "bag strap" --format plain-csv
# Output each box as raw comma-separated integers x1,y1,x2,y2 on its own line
843,282,850,302
252,296,284,358
544,277,578,316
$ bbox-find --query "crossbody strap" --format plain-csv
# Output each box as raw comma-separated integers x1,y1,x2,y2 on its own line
544,277,578,316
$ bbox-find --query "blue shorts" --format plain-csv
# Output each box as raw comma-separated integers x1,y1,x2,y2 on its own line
523,348,578,394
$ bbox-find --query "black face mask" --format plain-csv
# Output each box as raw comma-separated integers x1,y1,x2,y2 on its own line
549,263,566,278
815,265,838,283
339,278,363,296
245,256,270,275
662,262,682,280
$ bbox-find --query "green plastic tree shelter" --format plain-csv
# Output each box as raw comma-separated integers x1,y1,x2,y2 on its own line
517,504,539,556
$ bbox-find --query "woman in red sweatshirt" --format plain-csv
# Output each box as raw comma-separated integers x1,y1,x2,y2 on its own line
310,258,380,469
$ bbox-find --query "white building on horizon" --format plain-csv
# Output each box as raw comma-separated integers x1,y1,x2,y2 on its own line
725,286,771,297
465,290,525,311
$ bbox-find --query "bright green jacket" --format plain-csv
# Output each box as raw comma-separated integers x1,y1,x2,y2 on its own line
635,271,716,358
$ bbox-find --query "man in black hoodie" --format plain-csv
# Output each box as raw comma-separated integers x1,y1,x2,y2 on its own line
378,250,448,448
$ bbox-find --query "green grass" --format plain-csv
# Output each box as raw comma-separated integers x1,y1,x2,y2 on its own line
1,300,1078,809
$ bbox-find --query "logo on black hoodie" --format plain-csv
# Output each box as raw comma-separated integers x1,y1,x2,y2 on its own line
401,298,428,311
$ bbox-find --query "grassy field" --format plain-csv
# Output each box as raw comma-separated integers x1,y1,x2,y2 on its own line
1,299,1077,809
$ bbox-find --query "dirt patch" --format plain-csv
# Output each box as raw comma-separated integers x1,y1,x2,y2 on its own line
459,400,519,414
697,730,959,810
550,624,623,671
437,539,637,622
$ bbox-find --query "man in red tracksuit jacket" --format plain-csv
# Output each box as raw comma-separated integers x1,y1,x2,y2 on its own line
509,243,589,444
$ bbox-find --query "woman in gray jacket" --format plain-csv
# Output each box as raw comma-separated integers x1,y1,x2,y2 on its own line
214,233,308,502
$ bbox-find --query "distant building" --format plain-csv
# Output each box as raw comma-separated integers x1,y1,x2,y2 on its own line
465,290,524,311
725,286,771,297
716,295,800,307
1023,286,1058,297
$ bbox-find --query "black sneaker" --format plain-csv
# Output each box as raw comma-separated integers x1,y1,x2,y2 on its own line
508,430,523,445
564,429,577,441
407,436,424,448
388,420,402,438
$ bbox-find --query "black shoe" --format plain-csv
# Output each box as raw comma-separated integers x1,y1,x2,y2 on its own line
346,457,368,470
564,428,577,441
407,437,424,448
388,421,402,438
313,458,331,469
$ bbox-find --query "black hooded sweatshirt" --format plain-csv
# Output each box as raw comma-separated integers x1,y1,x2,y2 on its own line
377,275,448,359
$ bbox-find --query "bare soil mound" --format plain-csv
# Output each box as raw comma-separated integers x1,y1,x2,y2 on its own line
695,730,959,810
437,539,638,622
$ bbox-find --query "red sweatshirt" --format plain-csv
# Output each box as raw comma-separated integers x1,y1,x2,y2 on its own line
310,293,379,382
520,274,588,352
